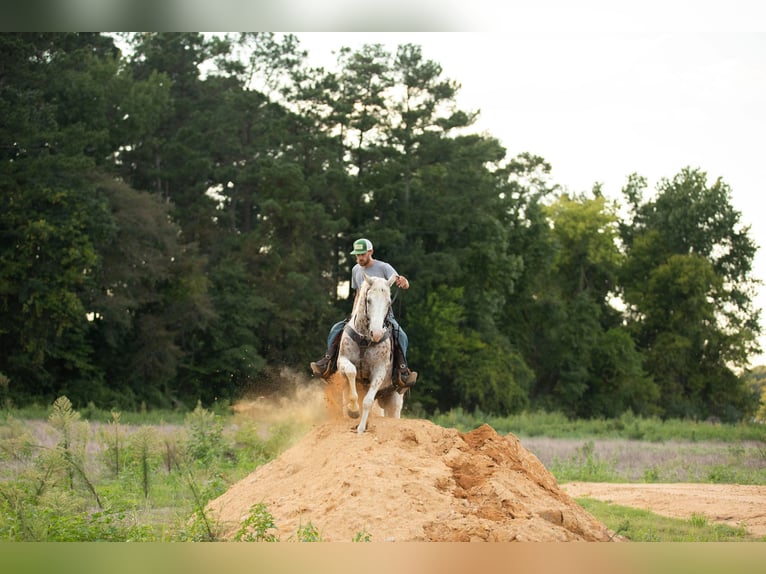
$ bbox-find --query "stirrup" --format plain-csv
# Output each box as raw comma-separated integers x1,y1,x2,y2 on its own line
310,355,332,378
395,368,417,393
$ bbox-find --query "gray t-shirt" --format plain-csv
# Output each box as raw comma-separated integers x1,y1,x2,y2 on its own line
351,259,398,291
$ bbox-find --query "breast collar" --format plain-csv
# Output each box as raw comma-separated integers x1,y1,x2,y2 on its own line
343,322,391,348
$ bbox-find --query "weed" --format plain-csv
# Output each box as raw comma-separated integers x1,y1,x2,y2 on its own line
688,513,708,528
642,466,661,483
232,503,279,542
548,440,620,482
184,401,229,466
352,528,372,542
100,411,126,477
292,519,322,542
126,427,158,498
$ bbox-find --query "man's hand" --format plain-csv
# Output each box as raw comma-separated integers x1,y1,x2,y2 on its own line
395,275,410,289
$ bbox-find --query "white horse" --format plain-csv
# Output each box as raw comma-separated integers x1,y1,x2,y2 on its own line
335,273,404,434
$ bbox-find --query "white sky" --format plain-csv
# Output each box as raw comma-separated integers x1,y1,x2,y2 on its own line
293,30,766,367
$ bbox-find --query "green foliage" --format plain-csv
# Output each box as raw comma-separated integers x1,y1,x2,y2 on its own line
232,503,279,542
352,528,372,542
548,440,621,483
291,520,323,542
620,169,760,421
0,33,762,423
124,427,160,498
0,414,33,464
2,402,766,541
408,286,531,414
743,366,766,423
642,466,661,483
183,401,229,466
0,484,156,542
47,397,102,507
232,420,298,466
0,398,307,541
99,411,126,477
431,407,766,442
576,498,752,542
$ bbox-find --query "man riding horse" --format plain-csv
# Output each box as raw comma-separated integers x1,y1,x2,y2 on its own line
310,237,418,389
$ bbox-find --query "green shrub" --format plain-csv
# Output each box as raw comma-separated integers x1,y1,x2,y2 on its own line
232,503,279,542
292,520,322,542
548,440,620,482
184,402,229,465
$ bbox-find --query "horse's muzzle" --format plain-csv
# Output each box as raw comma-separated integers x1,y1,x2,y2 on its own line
370,328,386,343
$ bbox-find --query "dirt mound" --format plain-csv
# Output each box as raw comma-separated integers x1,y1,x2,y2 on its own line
207,412,614,541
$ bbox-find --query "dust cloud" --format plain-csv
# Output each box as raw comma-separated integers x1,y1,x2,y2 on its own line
230,367,335,433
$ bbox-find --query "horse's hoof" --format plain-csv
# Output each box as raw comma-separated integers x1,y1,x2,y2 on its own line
347,409,360,419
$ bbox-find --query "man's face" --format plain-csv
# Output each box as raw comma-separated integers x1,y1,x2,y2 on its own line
355,251,372,266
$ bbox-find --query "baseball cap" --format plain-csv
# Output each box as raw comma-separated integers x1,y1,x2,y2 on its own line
350,238,373,254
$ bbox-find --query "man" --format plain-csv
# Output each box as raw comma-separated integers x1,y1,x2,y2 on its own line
310,237,417,388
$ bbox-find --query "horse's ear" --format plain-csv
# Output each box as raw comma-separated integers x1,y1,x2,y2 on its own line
363,272,372,285
387,275,397,288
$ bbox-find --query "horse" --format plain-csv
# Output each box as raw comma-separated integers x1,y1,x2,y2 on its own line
335,273,404,434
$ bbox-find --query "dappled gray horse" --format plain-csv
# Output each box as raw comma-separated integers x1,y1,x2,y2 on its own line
336,273,403,434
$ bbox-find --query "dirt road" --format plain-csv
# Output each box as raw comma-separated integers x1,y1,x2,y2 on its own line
560,482,766,537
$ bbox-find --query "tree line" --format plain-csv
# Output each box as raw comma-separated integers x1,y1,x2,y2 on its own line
0,32,761,421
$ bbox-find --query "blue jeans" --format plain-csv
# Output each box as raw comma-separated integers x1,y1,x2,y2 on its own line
327,311,408,358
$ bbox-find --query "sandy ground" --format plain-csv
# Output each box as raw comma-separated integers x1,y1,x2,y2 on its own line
211,376,614,541
560,482,766,537
216,375,766,541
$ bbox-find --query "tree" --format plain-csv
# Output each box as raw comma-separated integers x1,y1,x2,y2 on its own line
0,34,124,403
118,33,220,243
620,168,760,421
89,177,215,408
407,286,531,414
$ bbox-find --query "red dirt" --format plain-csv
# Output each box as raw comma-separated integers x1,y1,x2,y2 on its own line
208,376,614,542
211,375,766,541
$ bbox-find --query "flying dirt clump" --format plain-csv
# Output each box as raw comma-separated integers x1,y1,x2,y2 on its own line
207,411,615,542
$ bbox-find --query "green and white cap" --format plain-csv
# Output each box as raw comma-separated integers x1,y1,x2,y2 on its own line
350,238,373,254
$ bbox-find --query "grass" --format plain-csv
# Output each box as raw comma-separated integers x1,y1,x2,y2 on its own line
522,437,766,484
2,398,765,541
575,498,761,542
431,407,766,442
0,397,312,541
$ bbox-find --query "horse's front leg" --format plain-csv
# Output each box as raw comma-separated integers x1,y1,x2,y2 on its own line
336,355,360,419
356,367,387,434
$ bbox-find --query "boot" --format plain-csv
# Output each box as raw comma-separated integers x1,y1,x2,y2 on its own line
310,354,332,378
394,347,417,391
310,329,343,379
397,366,418,388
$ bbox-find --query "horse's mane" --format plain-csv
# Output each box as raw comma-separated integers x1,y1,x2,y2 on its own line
349,274,391,334
351,276,370,318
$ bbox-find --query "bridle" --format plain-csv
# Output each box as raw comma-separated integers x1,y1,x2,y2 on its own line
344,283,392,349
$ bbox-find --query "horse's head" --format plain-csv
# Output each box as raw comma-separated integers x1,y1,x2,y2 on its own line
363,273,396,342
